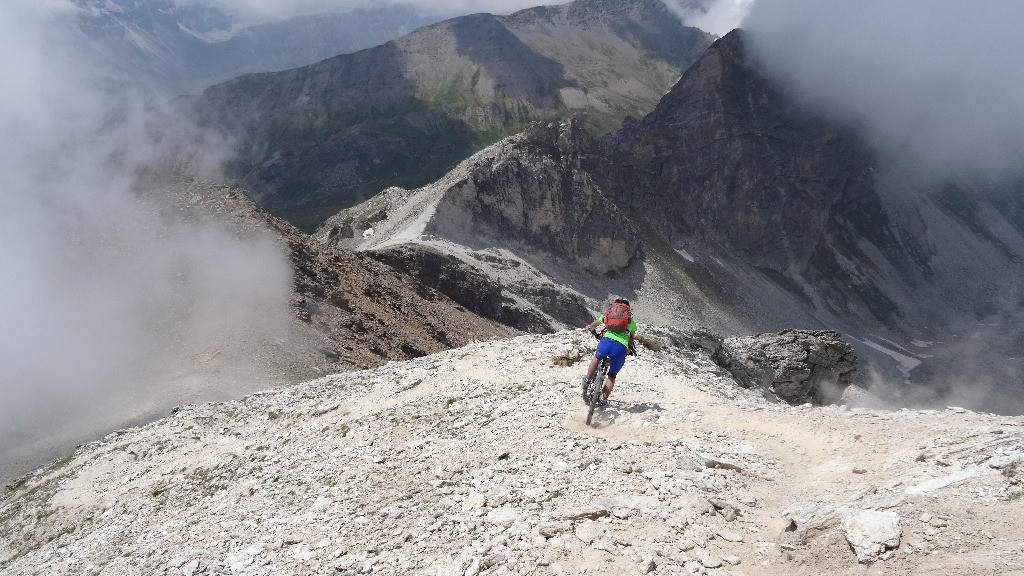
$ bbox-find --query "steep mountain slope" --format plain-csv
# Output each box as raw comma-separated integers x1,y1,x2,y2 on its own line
600,31,1024,338
67,0,438,94
315,31,1024,411
598,31,1024,406
159,182,515,370
188,0,713,230
4,331,1023,574
0,181,514,488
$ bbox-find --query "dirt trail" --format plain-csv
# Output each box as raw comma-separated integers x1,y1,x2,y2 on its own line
559,341,1024,575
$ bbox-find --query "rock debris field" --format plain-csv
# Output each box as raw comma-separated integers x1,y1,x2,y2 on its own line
3,330,1024,575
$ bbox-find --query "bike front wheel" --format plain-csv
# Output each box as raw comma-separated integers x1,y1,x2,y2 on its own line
586,362,607,426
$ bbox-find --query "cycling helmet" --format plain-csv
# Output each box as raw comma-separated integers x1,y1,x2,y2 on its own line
613,298,630,306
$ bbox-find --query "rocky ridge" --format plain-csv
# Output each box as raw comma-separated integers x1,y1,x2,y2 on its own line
316,120,636,333
3,330,1023,575
160,181,516,372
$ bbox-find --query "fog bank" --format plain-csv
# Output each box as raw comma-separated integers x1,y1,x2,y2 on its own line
665,0,754,37
743,0,1024,183
1,2,294,479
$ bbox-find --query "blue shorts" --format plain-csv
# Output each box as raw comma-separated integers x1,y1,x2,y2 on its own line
595,337,628,377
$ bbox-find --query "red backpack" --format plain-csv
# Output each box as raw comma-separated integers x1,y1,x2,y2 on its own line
604,301,631,333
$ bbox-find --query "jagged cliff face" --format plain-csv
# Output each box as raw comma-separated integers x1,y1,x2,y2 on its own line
313,31,1024,410
189,0,713,230
600,31,911,328
316,121,636,332
606,32,878,271
595,32,1024,407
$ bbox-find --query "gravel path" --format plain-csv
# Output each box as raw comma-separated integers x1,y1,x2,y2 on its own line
3,330,1023,575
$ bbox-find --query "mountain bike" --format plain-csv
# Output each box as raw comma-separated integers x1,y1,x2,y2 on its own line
584,329,610,426
583,328,637,426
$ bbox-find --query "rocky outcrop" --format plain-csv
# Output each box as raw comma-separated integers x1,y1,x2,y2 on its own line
369,245,561,333
714,330,857,405
428,121,642,276
321,121,643,277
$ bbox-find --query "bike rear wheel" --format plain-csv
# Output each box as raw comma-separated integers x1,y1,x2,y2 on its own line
586,359,608,426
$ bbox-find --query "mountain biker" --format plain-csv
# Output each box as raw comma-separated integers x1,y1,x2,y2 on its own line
582,298,637,405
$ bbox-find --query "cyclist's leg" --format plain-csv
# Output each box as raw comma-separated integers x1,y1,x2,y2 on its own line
587,337,617,382
584,355,601,381
603,342,628,399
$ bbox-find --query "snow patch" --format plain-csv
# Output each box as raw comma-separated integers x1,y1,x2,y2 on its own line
853,336,922,381
675,247,695,262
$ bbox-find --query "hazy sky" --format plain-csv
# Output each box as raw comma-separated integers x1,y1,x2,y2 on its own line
742,0,1024,183
173,0,573,20
1,1,293,466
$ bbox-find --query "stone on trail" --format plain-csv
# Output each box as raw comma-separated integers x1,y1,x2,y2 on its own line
462,492,486,511
574,519,604,544
987,454,1023,469
681,449,744,473
840,509,902,563
696,548,723,568
716,529,743,543
683,560,703,574
485,507,522,527
551,506,610,521
709,498,740,522
539,520,572,538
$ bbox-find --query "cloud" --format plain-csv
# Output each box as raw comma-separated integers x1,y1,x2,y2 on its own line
665,0,755,37
742,0,1024,183
1,2,294,475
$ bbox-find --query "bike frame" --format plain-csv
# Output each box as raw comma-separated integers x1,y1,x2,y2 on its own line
586,330,611,426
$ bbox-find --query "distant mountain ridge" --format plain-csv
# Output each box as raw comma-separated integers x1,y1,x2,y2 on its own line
187,0,713,230
67,0,439,94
